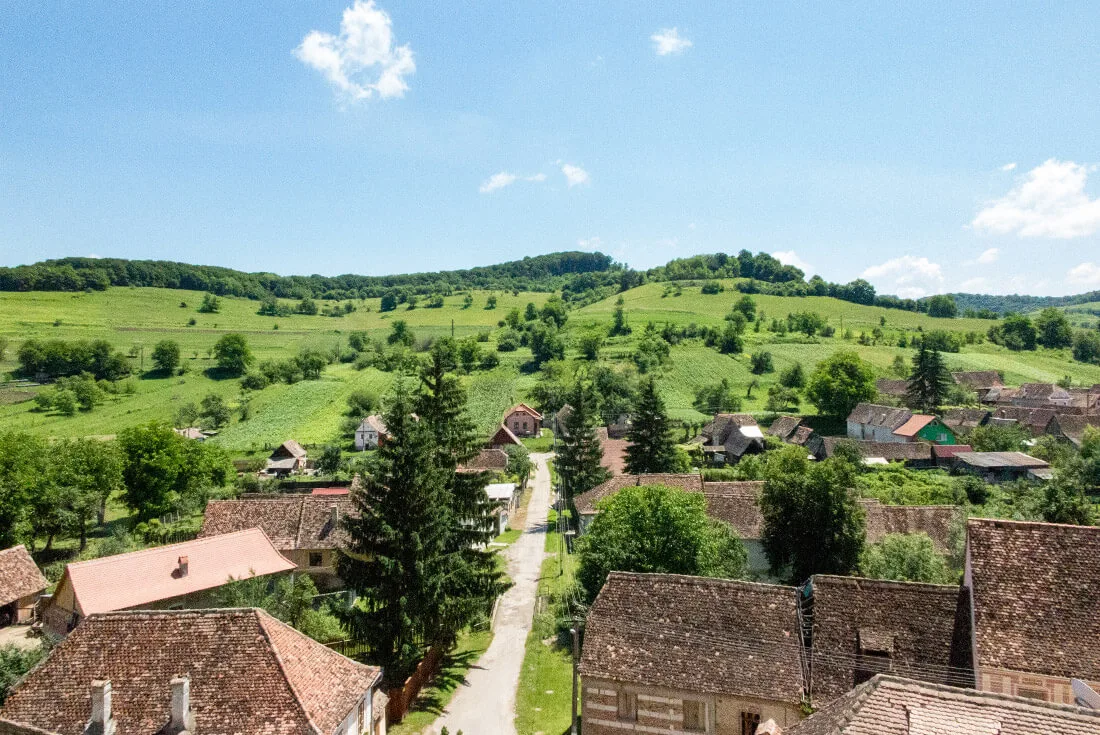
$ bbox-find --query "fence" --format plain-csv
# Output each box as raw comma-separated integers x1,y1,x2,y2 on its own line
385,645,444,724
324,639,371,659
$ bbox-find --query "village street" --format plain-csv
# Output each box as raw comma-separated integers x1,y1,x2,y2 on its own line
432,452,553,735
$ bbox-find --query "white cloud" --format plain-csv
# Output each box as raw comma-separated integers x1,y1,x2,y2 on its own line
561,163,590,187
577,237,602,251
650,28,692,56
772,250,814,274
478,171,546,194
295,0,415,102
861,255,945,299
971,159,1100,238
977,247,999,264
1067,262,1100,287
1000,162,1017,172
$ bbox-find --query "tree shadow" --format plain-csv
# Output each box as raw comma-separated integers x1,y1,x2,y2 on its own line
202,366,240,381
399,648,486,718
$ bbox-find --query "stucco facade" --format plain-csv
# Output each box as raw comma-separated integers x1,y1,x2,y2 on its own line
977,666,1100,706
583,677,802,735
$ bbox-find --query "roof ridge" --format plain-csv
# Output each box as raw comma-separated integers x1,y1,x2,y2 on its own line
810,574,961,592
607,570,797,593
872,674,1100,718
65,528,270,569
967,516,1099,531
252,609,327,735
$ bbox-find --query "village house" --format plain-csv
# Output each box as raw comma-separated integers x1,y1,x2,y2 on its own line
988,406,1059,436
354,414,388,450
845,404,956,445
766,416,815,447
940,408,991,436
952,370,1004,391
200,496,354,590
1046,414,1100,448
266,439,308,476
457,448,510,474
771,674,1100,735
0,545,48,627
964,518,1100,705
950,451,1049,483
805,575,972,704
0,608,386,735
42,528,295,638
488,423,523,449
807,436,935,467
580,572,806,735
1010,383,1074,408
697,413,766,465
502,403,542,437
486,482,519,534
874,378,909,402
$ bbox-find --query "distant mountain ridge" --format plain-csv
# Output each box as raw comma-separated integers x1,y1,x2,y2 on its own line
948,291,1100,315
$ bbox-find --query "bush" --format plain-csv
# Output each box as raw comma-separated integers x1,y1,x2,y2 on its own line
700,280,724,294
749,351,774,374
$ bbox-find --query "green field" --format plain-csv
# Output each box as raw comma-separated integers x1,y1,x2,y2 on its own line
2,283,1099,451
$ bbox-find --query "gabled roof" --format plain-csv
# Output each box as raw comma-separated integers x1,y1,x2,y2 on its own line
808,576,972,701
200,497,353,551
860,501,962,552
817,437,932,462
892,414,936,437
785,674,1100,735
846,403,913,430
702,483,766,539
504,402,543,420
700,413,760,446
941,408,990,432
0,608,381,735
573,474,704,515
271,439,307,458
952,451,1048,469
356,414,387,434
874,378,909,397
595,426,629,476
1048,414,1100,447
458,448,509,473
966,518,1100,681
0,546,48,608
488,423,523,446
1016,383,1069,402
60,529,295,615
951,370,1004,389
990,406,1058,434
579,572,805,704
768,415,804,441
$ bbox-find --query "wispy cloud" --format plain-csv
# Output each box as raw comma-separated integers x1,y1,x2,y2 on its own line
972,159,1100,238
1067,262,1100,287
561,163,590,187
1000,162,1017,172
577,236,603,251
295,0,415,102
862,255,945,299
651,28,692,56
478,171,546,194
963,247,1001,266
772,250,814,274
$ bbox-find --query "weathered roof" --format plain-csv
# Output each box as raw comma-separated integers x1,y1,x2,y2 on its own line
60,529,295,615
578,572,804,704
785,674,1100,735
790,425,815,446
952,371,1004,389
941,408,990,433
808,575,972,701
818,437,933,462
952,451,1049,469
504,402,543,420
200,496,353,551
271,439,307,459
1048,414,1100,447
1016,383,1069,402
488,423,523,446
931,443,973,459
704,490,766,539
485,483,516,502
574,473,704,515
846,403,912,430
892,414,936,437
0,546,48,608
356,414,387,434
967,518,1100,681
989,406,1058,434
458,448,509,472
874,379,909,398
768,415,804,441
861,501,962,552
0,608,380,735
699,413,760,447
595,426,629,476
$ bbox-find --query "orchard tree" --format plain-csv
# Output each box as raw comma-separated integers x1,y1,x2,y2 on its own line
150,340,180,374
213,333,253,375
1035,307,1074,349
805,351,877,417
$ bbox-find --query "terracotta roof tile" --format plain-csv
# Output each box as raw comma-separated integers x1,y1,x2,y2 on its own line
0,546,47,608
893,414,935,437
786,675,1100,735
967,518,1100,681
0,608,380,735
201,496,354,551
846,404,912,430
579,572,805,704
573,474,704,514
60,529,295,615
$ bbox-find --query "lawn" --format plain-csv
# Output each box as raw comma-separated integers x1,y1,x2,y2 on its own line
521,428,555,453
515,508,579,735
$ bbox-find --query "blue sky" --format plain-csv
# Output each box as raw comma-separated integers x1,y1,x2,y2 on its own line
2,1,1099,296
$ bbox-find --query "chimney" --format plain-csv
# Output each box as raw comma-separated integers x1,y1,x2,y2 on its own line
170,675,195,733
87,679,116,735
177,556,189,577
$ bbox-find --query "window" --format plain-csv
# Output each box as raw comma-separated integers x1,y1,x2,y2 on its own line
309,552,324,567
523,420,529,432
740,711,761,735
682,700,706,732
617,691,637,721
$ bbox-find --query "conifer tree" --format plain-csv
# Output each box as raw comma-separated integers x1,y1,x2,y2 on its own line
557,381,611,499
624,377,678,474
417,347,508,641
906,343,950,412
339,381,452,674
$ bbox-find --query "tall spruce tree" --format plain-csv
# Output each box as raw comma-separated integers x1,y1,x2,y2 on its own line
338,381,452,675
906,343,951,412
417,348,508,640
624,377,678,474
557,381,611,499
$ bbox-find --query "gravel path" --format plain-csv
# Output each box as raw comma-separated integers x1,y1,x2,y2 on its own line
431,453,553,735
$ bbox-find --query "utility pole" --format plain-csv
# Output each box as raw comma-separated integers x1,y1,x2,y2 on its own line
570,622,580,735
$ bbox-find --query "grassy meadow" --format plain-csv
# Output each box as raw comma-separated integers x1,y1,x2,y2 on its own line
2,282,1099,454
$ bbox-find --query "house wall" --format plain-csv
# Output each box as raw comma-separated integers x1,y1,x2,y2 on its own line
582,676,801,735
282,549,344,591
355,428,379,451
917,421,956,445
847,421,902,443
506,411,539,437
978,667,1100,706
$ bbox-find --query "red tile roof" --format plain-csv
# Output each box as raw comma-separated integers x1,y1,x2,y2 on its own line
0,608,380,735
505,402,543,420
893,414,936,437
60,529,295,615
201,497,354,551
0,546,47,608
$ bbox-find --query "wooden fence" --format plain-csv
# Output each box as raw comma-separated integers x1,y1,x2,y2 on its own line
385,645,444,724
